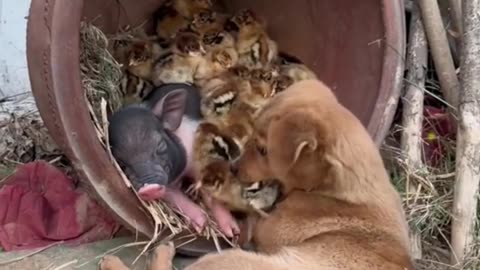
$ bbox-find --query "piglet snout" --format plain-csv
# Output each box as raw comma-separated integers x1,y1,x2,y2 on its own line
138,184,167,201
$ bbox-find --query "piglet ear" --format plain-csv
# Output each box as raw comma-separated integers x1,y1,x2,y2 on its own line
151,89,187,131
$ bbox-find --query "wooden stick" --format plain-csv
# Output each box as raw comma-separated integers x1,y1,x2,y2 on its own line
448,0,463,43
448,0,464,65
419,0,460,110
451,0,480,265
401,4,428,260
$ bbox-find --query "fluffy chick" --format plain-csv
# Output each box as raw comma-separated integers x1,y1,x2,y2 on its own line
267,63,318,94
198,71,250,119
194,30,239,81
112,37,170,82
197,159,280,213
279,63,318,82
275,52,318,88
120,72,155,105
226,9,278,69
153,2,191,40
190,9,229,35
193,104,277,213
199,65,279,118
172,0,213,19
151,29,206,86
193,121,241,177
240,66,280,109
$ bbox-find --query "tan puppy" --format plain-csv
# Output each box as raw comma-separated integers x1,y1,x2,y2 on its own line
100,79,414,270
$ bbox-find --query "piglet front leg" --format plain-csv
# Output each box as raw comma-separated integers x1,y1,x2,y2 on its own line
162,187,240,238
162,187,208,233
201,191,240,238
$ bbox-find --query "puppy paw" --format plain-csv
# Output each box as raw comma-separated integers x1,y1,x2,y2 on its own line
99,255,130,270
148,242,176,270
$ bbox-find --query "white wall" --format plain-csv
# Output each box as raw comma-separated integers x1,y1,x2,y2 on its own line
0,0,37,118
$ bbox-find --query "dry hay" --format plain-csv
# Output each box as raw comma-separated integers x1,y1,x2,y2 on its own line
0,108,72,183
79,22,235,259
80,21,124,121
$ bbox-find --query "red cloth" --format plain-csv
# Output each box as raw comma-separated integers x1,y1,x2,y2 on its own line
422,106,457,167
0,161,120,251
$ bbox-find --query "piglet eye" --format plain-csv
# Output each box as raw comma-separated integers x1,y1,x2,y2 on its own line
157,140,167,153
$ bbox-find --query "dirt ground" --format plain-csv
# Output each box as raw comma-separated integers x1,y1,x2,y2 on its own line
0,237,196,270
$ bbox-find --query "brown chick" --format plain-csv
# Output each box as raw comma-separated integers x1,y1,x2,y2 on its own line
153,2,191,40
197,159,280,213
274,51,318,87
114,37,170,82
217,101,258,147
266,63,317,95
279,63,318,82
172,0,213,19
151,29,206,86
199,65,279,119
198,71,251,119
125,41,156,81
201,29,235,51
229,65,252,79
226,9,278,69
240,66,280,109
192,122,241,192
271,74,295,94
194,122,241,164
110,27,153,71
194,30,239,81
193,104,277,213
206,48,239,75
119,72,155,105
190,9,229,35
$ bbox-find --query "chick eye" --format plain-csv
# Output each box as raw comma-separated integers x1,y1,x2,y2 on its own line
257,145,267,156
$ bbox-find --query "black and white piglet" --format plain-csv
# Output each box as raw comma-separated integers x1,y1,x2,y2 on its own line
108,83,239,237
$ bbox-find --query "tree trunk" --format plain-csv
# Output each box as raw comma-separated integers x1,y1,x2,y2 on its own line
419,0,460,110
451,0,480,265
401,4,428,260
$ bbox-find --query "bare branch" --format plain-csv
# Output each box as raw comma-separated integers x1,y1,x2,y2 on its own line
401,4,428,260
449,0,464,39
451,0,480,265
419,0,460,110
449,0,464,60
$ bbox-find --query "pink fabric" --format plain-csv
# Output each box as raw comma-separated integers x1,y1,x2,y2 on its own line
0,161,120,251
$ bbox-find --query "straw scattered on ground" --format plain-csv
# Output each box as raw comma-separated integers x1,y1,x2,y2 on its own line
0,108,72,183
382,55,480,270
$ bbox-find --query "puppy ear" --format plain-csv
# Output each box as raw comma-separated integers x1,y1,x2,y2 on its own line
292,135,318,166
266,111,323,176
